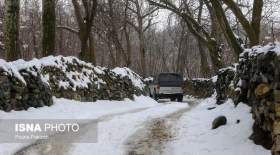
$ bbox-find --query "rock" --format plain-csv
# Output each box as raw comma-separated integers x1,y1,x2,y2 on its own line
212,116,227,129
207,107,216,110
236,120,240,124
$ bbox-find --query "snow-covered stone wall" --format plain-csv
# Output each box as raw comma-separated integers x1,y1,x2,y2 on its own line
183,78,215,98
215,43,280,153
0,60,53,112
215,65,240,105
0,56,146,112
236,43,280,151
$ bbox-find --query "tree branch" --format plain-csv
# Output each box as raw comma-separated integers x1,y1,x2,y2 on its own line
222,0,258,46
57,26,79,35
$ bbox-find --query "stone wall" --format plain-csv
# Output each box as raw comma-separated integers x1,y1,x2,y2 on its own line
236,46,277,151
215,43,280,153
183,78,215,98
0,56,145,112
215,65,241,105
0,66,53,112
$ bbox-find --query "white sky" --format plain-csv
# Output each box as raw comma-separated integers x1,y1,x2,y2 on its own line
155,9,172,30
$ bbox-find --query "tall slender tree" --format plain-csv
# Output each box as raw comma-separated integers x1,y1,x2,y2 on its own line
4,0,20,61
42,0,56,56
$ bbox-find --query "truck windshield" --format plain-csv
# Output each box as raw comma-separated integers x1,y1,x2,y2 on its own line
158,73,183,86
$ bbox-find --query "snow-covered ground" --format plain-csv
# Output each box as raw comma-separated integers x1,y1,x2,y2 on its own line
0,95,271,155
0,96,159,155
70,101,189,155
164,96,270,155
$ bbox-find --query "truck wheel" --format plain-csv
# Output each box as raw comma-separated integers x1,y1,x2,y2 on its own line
177,95,183,102
153,93,159,101
171,97,176,101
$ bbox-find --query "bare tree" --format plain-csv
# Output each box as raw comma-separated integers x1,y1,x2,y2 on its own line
123,0,132,67
148,0,223,72
221,0,263,47
207,0,243,59
98,0,128,67
126,0,158,76
196,0,211,77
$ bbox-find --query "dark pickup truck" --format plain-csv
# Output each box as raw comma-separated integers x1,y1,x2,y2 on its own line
148,73,184,102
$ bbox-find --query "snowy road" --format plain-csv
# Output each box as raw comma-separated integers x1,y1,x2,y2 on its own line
11,97,200,155
123,99,200,155
8,97,193,155
15,102,195,155
0,96,271,155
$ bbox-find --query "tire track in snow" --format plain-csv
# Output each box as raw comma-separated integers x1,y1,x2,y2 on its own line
123,98,201,155
13,98,199,155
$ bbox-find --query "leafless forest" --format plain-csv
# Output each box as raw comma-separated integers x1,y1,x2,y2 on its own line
1,0,280,78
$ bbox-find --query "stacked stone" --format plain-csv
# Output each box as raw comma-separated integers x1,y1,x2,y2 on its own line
39,61,140,102
183,78,215,98
20,70,53,108
237,49,279,152
0,68,53,112
215,66,239,105
0,56,145,112
95,70,136,100
213,45,280,151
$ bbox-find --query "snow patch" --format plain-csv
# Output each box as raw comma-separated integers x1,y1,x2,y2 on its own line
112,67,145,90
211,76,218,83
0,59,26,85
164,97,270,155
241,42,280,59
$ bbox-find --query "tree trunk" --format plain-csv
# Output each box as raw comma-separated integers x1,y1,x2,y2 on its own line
79,32,89,61
221,0,263,47
176,45,182,74
72,0,97,62
209,0,243,60
197,0,210,77
124,27,132,67
176,28,185,74
4,0,20,61
207,40,223,73
42,0,56,57
89,33,96,65
107,39,116,67
139,34,147,77
251,0,263,46
198,40,210,77
58,7,63,55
